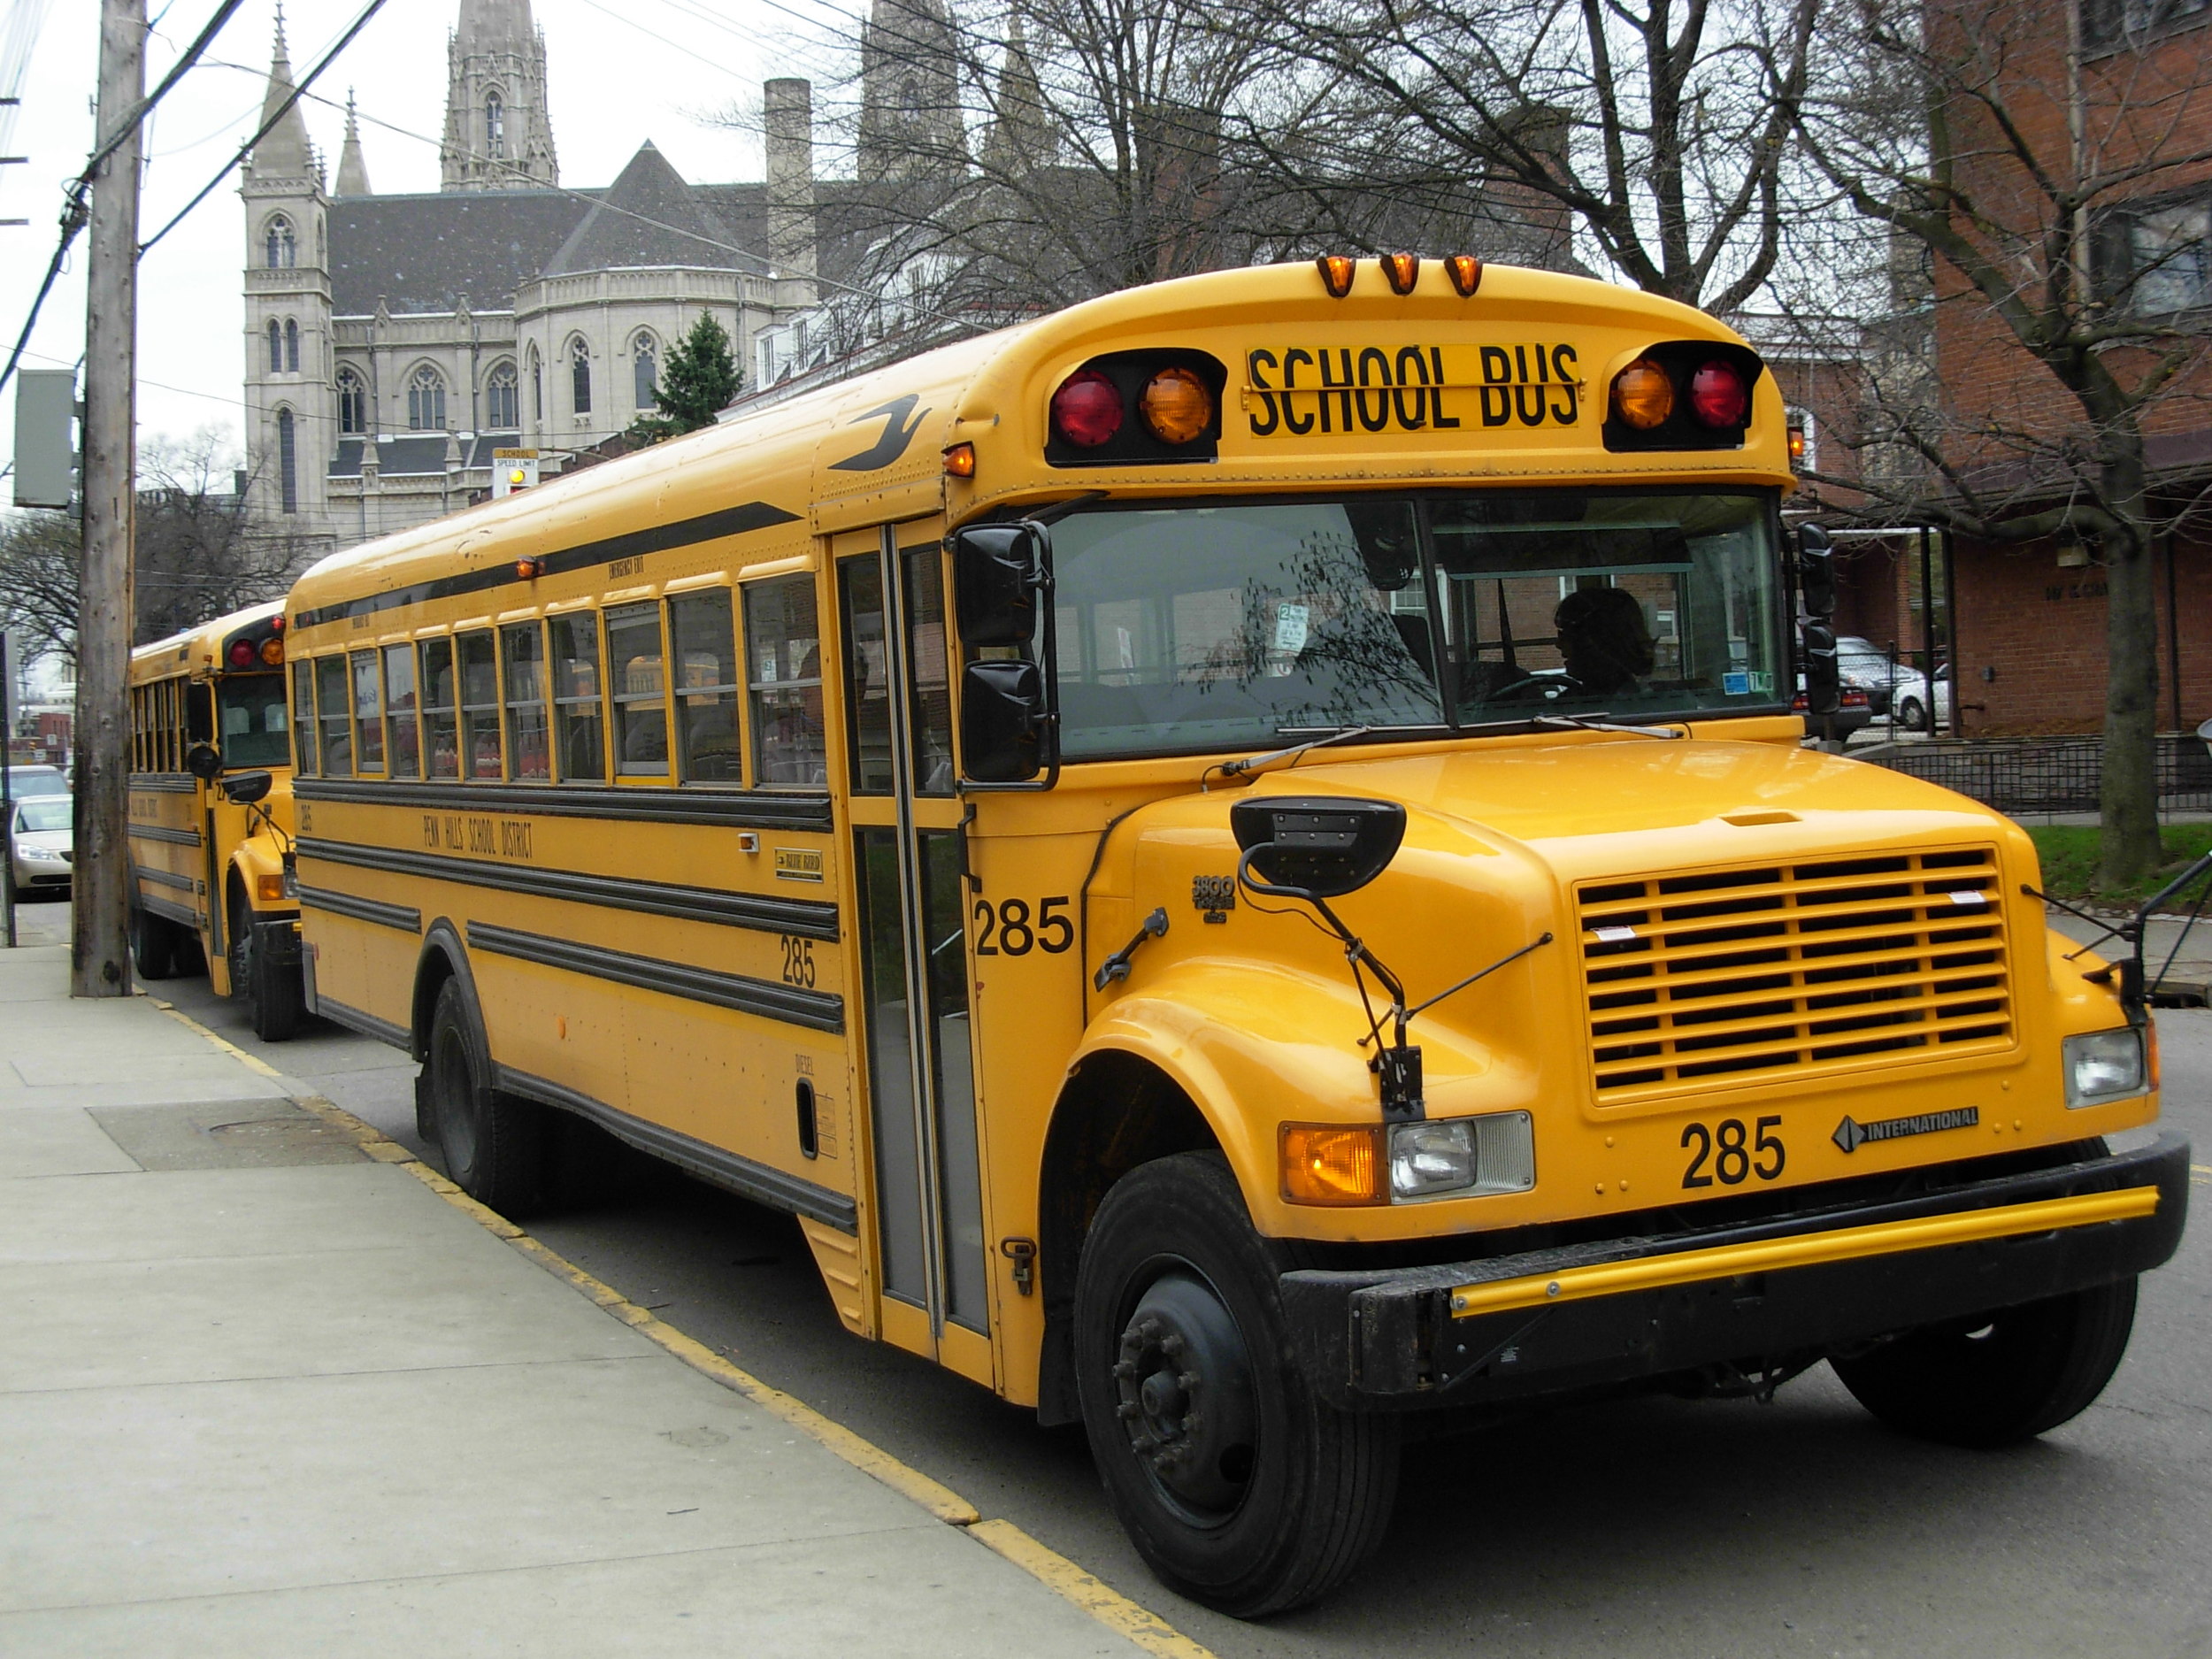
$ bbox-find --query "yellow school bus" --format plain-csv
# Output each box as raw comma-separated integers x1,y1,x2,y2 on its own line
282,259,2186,1616
127,600,307,1038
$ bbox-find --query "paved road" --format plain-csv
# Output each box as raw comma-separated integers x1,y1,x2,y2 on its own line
27,889,2209,1658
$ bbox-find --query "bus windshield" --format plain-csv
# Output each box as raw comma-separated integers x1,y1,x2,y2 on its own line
1049,490,1785,760
219,673,292,768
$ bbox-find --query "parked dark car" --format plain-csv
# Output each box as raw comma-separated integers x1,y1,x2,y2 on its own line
1794,679,1873,744
1836,636,1912,715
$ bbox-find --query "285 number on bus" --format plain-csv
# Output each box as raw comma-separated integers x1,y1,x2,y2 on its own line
973,896,1074,956
1680,1116,1786,1187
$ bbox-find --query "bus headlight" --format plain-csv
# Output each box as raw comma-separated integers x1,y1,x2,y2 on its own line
1389,1113,1535,1202
2063,1028,2147,1106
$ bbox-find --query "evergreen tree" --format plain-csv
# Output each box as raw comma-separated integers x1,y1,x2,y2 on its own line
634,313,741,441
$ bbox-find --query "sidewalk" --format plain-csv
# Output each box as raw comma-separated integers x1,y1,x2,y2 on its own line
0,939,1163,1657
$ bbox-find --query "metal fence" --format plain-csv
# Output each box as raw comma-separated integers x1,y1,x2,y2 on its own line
1865,735,2212,815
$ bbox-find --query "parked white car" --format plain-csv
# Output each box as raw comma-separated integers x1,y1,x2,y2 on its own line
8,793,73,899
1888,665,1954,731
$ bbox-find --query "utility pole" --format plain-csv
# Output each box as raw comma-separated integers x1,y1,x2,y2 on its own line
73,0,143,997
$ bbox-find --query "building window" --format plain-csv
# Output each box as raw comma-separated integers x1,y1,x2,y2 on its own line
570,339,592,415
337,368,367,434
277,408,297,515
486,362,519,428
529,348,542,422
408,365,447,432
633,334,657,411
486,91,505,158
267,319,283,373
265,215,295,269
1786,405,1817,471
284,319,300,373
2082,0,2210,48
2103,192,2210,315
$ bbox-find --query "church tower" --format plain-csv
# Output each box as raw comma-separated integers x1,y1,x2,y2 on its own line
857,0,964,185
241,15,334,539
441,0,558,191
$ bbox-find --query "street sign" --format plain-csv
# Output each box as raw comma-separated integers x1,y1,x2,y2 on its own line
492,447,540,498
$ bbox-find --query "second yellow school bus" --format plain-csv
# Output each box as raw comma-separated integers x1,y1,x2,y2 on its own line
282,259,2185,1615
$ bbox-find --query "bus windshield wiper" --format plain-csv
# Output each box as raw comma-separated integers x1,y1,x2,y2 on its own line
1532,713,1686,740
1211,725,1379,783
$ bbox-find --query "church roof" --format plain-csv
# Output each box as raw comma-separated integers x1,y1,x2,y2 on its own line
543,142,767,276
326,188,595,314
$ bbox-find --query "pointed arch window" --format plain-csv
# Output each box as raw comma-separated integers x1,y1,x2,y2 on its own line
570,339,592,415
267,319,284,373
277,408,298,515
528,346,542,422
284,319,300,373
408,365,448,432
265,215,296,269
337,368,367,435
486,362,519,429
633,333,658,411
486,91,506,159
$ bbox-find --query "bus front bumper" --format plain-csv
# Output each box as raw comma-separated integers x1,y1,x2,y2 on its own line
1278,1131,2191,1410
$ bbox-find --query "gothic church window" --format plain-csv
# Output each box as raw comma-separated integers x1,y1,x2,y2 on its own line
285,319,300,373
487,92,505,158
337,369,367,434
487,363,519,429
633,334,657,410
408,365,448,432
571,339,592,415
265,216,295,269
529,348,542,422
277,409,298,514
267,320,284,373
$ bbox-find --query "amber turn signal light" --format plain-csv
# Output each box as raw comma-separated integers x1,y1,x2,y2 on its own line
1381,252,1419,295
1281,1123,1386,1205
1316,254,1356,298
1611,358,1675,430
1138,367,1212,444
516,557,545,580
942,442,976,478
259,636,285,665
256,873,287,904
1787,424,1807,464
1444,254,1483,296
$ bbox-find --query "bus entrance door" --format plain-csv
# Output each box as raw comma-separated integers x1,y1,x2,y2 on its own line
840,525,994,1386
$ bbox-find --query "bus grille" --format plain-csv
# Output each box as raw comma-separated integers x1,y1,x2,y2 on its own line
1577,847,2013,1102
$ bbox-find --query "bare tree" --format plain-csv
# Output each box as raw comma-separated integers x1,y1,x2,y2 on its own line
0,509,84,666
1786,0,2212,881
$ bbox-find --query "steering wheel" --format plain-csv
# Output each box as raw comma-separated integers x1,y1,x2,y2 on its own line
1488,672,1586,702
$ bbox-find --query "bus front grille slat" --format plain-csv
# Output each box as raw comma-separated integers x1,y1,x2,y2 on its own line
1576,846,2015,1102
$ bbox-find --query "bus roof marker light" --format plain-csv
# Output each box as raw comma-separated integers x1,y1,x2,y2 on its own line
1050,368,1123,448
1381,253,1419,295
1317,254,1356,297
1689,359,1749,428
1445,256,1483,296
942,442,976,478
1611,358,1674,430
1139,367,1212,444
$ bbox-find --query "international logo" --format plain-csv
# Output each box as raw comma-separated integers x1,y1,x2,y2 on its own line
1832,1105,1979,1154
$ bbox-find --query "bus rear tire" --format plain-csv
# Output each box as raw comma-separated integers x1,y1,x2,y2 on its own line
1072,1151,1399,1617
426,976,544,1215
130,905,178,981
1830,1277,2138,1448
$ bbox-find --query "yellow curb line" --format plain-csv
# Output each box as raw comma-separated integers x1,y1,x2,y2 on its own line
149,996,1216,1659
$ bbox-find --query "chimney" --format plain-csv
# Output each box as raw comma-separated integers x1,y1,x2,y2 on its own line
764,78,817,280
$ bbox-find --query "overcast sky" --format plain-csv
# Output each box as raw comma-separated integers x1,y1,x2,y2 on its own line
2,0,860,493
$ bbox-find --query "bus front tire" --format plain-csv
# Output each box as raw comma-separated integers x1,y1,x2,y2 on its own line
426,977,544,1216
1072,1151,1399,1617
1830,1277,2138,1448
130,906,178,981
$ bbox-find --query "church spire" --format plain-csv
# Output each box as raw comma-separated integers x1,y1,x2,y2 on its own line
248,9,315,180
334,88,373,196
982,8,1052,175
442,0,559,190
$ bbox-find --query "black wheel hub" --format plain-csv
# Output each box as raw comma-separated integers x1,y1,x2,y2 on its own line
1111,1270,1259,1522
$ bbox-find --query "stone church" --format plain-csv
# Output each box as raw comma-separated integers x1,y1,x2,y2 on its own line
241,0,835,550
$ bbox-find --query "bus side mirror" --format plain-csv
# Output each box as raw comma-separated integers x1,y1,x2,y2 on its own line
1798,524,1836,618
221,770,273,805
1801,622,1840,717
961,659,1048,782
186,742,224,781
1231,795,1407,899
953,522,1048,647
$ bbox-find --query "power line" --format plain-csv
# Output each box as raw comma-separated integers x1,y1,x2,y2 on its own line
0,0,248,404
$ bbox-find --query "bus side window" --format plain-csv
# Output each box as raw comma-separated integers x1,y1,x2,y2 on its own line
314,655,354,778
668,592,741,784
422,638,458,779
550,611,605,783
292,661,319,776
746,576,826,787
838,557,893,795
459,630,503,780
186,681,214,747
502,622,551,781
607,603,670,778
383,642,420,779
351,650,386,773
904,547,955,796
